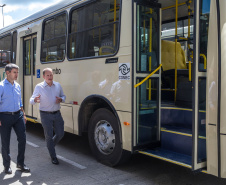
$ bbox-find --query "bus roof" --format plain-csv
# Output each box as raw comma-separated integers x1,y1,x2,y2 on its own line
0,0,196,35
0,0,87,35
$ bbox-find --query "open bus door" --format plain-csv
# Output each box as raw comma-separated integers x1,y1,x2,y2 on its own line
133,0,161,149
133,0,209,171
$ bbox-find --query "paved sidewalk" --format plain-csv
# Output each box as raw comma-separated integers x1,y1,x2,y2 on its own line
0,123,225,185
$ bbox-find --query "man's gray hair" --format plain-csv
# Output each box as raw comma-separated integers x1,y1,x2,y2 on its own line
5,64,19,72
43,68,53,75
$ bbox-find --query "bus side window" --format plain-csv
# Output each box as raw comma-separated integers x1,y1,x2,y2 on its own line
68,0,121,59
41,13,67,63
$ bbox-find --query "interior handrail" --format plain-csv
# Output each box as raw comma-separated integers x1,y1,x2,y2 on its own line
200,54,207,69
134,64,162,88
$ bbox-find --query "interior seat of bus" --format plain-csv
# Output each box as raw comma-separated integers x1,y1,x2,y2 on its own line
161,40,189,101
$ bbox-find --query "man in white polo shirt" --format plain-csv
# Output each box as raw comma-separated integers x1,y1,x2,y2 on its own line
30,68,66,165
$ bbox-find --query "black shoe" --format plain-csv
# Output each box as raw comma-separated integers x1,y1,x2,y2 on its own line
4,167,12,174
17,164,30,173
52,157,59,165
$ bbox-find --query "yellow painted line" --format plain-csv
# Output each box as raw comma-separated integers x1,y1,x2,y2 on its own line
140,107,157,110
162,107,192,111
199,136,206,139
26,117,39,123
141,106,205,112
138,151,192,168
161,107,206,113
139,151,208,173
161,128,206,139
161,128,191,137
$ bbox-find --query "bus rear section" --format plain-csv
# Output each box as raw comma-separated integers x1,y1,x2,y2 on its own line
133,0,212,174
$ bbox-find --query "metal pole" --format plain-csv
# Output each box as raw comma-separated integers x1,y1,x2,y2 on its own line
0,4,5,27
2,6,3,27
174,0,178,101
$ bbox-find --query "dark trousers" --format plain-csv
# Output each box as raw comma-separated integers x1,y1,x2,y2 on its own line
40,111,64,158
0,111,26,168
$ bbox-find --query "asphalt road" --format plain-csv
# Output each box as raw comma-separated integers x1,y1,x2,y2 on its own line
0,122,226,185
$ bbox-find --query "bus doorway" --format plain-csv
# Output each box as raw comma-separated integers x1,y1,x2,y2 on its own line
133,0,209,171
23,35,37,117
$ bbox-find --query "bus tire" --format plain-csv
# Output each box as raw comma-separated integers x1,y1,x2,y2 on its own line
88,108,129,166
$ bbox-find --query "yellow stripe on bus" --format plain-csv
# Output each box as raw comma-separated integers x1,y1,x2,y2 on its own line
161,107,206,113
161,128,206,139
138,151,192,168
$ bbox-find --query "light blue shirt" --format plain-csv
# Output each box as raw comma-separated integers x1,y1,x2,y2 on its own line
30,81,66,111
0,78,23,112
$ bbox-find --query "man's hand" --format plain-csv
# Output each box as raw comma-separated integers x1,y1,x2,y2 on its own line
34,95,41,103
0,121,1,126
24,115,27,124
56,96,62,104
20,107,27,124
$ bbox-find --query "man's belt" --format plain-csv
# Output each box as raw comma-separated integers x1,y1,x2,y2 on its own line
40,110,59,114
0,110,21,115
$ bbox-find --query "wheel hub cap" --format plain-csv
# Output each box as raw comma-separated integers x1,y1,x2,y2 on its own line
94,120,115,155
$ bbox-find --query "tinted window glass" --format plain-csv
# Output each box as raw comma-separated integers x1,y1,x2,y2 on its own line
44,19,55,40
41,13,66,62
12,32,17,64
24,39,31,75
33,37,37,74
0,35,11,67
68,0,120,59
199,0,210,72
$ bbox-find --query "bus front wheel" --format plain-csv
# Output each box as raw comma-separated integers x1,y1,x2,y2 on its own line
88,108,127,166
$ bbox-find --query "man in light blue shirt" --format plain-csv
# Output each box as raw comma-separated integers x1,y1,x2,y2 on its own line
30,68,66,165
0,64,30,174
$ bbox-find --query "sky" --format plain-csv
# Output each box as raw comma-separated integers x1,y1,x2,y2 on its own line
0,0,62,29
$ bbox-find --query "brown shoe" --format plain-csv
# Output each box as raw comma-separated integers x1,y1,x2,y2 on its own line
17,164,30,173
4,167,12,174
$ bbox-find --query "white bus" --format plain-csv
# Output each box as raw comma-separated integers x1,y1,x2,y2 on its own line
0,0,225,178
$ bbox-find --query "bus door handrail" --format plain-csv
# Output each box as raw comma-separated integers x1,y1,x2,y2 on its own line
200,54,207,69
134,64,162,88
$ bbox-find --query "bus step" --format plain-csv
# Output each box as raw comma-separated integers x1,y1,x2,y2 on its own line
161,106,206,128
161,127,206,159
161,107,192,127
139,148,192,168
